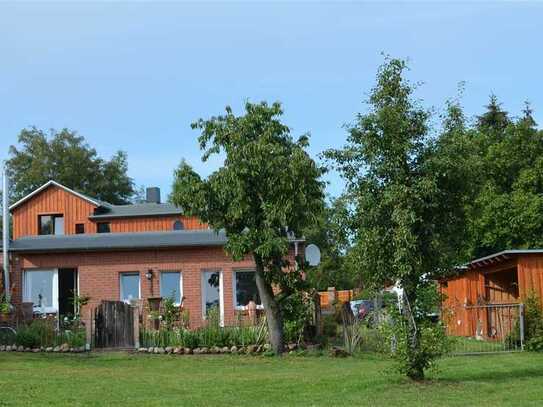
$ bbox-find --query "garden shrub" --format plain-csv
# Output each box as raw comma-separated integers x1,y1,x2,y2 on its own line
15,326,41,348
526,329,543,352
322,314,338,338
378,284,451,376
139,312,268,349
507,292,543,349
380,309,450,375
524,293,543,340
281,292,313,343
522,293,543,352
11,319,86,349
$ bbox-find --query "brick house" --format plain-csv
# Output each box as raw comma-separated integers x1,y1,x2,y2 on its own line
3,180,303,332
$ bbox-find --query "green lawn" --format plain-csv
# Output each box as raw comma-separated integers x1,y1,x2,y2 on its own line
1,352,542,406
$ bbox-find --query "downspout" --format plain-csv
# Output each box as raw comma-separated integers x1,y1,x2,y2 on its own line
2,163,10,301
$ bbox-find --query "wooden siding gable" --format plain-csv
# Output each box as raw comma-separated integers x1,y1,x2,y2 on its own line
11,184,99,239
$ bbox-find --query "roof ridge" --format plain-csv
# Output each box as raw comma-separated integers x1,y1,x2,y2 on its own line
9,180,112,210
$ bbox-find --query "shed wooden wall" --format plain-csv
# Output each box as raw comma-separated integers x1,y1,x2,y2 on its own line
440,270,485,336
517,255,543,299
442,255,543,337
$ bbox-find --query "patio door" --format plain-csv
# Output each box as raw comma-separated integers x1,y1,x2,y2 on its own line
201,270,224,326
58,268,78,317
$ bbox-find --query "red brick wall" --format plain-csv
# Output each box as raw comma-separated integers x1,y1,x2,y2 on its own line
11,246,300,330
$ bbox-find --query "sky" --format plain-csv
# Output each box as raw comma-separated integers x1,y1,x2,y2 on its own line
1,1,542,200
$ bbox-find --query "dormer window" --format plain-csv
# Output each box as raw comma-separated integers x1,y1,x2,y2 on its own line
38,214,64,235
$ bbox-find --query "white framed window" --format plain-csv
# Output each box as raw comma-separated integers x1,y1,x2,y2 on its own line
160,271,182,305
201,270,224,325
120,272,140,303
233,270,262,310
23,269,58,313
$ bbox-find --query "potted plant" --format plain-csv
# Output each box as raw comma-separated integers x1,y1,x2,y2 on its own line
0,294,12,322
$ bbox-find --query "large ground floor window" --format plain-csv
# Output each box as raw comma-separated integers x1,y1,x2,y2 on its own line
120,272,140,303
23,269,58,313
160,271,182,305
233,270,262,310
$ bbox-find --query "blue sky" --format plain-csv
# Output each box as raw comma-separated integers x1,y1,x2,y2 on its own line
1,1,542,199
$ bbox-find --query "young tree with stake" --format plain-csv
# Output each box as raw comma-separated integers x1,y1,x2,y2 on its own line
326,58,467,379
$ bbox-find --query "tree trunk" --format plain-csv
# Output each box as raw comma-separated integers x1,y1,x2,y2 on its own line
403,289,424,380
253,254,284,355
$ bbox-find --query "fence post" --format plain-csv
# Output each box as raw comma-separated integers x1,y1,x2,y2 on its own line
313,292,322,337
133,305,140,349
327,287,337,306
519,303,525,351
85,307,92,351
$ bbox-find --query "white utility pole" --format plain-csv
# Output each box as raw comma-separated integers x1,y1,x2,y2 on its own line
2,163,9,301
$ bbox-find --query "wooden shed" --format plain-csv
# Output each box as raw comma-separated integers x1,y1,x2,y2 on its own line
440,250,543,339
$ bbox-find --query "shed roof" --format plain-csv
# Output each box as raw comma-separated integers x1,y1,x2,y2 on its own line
469,249,543,269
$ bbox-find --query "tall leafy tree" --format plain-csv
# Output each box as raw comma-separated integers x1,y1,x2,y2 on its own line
463,101,543,258
476,94,511,133
303,195,355,290
171,102,325,354
326,58,467,379
7,127,135,204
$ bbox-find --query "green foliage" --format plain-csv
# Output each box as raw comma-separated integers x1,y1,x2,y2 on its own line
173,102,319,260
380,306,451,377
322,314,338,338
303,196,355,290
7,127,135,204
281,292,312,343
435,96,543,260
140,311,269,349
526,331,543,352
172,101,324,275
516,293,543,352
8,319,86,348
523,293,543,340
171,101,325,351
325,56,465,379
15,326,41,348
0,294,10,314
161,297,179,330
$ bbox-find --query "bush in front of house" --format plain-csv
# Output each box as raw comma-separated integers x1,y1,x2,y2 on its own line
506,292,543,351
10,319,87,349
15,326,41,348
523,293,543,352
140,307,268,350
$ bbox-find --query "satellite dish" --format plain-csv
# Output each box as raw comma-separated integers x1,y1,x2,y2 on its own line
305,244,321,266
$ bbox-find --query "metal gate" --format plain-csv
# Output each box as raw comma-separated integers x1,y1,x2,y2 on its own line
94,301,135,348
444,303,525,355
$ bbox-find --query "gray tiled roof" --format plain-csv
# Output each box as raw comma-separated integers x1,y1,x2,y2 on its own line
90,203,183,219
9,230,227,253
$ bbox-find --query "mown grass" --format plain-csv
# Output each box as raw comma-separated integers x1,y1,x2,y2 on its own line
0,352,542,406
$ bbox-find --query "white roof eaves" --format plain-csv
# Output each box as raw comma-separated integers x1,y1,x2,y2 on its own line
9,180,102,211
